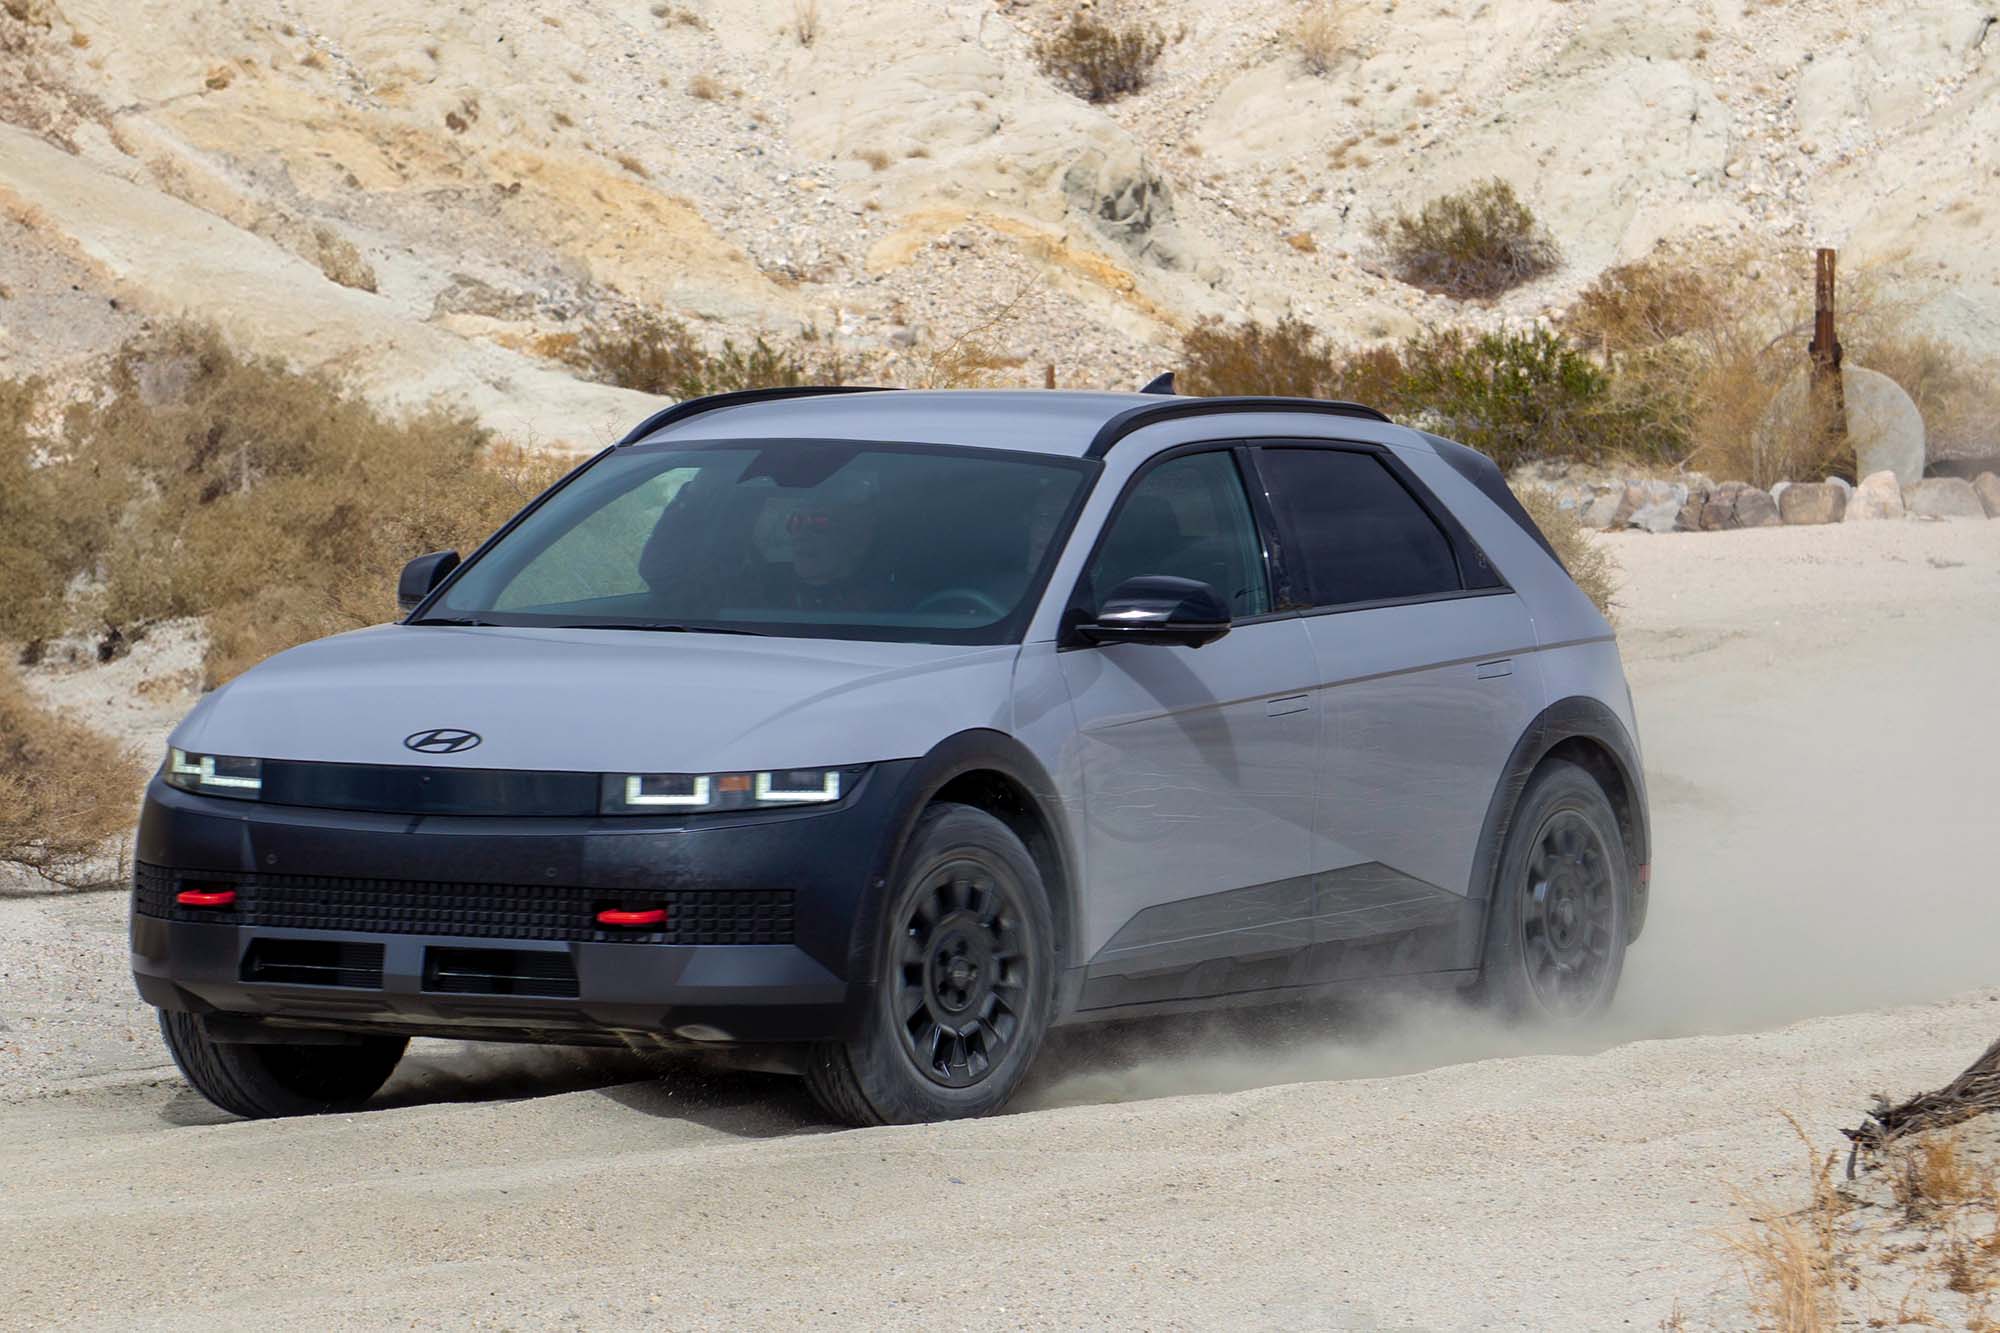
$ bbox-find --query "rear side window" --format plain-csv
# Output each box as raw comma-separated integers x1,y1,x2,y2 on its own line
1257,448,1463,608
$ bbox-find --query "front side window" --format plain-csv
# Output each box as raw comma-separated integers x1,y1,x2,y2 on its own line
431,441,1090,644
1256,447,1463,608
1085,450,1271,618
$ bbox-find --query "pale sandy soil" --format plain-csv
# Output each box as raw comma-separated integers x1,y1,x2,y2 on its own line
1,516,1997,1330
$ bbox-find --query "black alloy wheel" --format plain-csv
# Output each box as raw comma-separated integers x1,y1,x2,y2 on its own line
805,803,1054,1125
1477,758,1629,1021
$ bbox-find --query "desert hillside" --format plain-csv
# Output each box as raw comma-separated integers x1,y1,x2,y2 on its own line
3,0,1996,447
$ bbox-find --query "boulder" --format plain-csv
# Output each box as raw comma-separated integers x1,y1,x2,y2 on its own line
1579,488,1625,529
1903,477,1986,519
1847,367,1926,485
1676,487,1710,532
1778,481,1848,525
1628,500,1681,534
1844,470,1906,521
1699,487,1739,530
1973,472,2000,518
1060,144,1189,271
1733,487,1782,528
1757,366,1926,486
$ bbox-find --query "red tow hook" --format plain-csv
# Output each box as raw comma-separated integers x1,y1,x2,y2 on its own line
176,888,237,908
597,908,667,928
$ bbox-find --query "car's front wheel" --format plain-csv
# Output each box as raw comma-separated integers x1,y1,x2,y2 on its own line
158,1011,408,1118
1476,759,1629,1021
805,803,1055,1126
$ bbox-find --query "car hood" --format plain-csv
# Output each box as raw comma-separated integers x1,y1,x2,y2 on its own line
171,625,1017,773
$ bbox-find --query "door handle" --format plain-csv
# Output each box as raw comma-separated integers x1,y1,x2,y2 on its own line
1266,694,1311,717
1476,659,1513,680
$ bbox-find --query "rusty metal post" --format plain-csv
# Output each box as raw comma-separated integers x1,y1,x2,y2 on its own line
1044,363,1056,390
1807,247,1847,445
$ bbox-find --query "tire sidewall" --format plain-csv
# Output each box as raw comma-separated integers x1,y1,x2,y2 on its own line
845,804,1056,1122
1481,760,1630,1021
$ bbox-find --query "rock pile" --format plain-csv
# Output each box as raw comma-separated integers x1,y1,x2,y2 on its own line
1523,470,2000,532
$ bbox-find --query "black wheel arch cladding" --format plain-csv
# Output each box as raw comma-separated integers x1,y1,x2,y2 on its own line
1467,696,1651,956
845,729,1079,998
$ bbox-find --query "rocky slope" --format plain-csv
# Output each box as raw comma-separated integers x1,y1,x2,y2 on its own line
1,0,1995,449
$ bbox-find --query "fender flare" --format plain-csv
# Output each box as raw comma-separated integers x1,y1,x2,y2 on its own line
842,729,1080,1006
1465,696,1651,962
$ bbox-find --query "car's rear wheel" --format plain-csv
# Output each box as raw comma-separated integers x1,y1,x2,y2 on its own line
805,803,1055,1126
1476,759,1629,1021
158,1010,407,1118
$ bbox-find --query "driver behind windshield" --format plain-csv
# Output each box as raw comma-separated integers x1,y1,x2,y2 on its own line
780,474,880,612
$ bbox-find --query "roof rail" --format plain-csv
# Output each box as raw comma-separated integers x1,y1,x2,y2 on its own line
1084,395,1393,459
615,385,899,445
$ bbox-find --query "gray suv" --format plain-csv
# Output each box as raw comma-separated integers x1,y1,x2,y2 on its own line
133,387,1650,1125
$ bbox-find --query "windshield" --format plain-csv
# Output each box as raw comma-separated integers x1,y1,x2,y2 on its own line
429,440,1094,644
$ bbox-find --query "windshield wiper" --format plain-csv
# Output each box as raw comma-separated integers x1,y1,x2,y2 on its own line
408,615,499,627
561,622,767,636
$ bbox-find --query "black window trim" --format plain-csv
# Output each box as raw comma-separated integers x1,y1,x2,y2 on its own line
1243,438,1514,618
1057,439,1288,650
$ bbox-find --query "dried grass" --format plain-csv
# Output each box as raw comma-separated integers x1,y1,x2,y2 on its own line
0,665,143,887
1518,488,1618,619
1291,2,1345,75
1726,1113,1847,1333
791,0,819,47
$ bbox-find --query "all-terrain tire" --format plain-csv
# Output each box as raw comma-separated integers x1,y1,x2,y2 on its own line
805,803,1056,1126
158,1010,407,1118
1476,759,1630,1022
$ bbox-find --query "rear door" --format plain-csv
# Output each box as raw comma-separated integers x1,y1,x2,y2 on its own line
1249,443,1545,979
1059,446,1320,1008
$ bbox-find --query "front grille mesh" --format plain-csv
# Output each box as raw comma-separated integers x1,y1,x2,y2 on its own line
133,863,793,945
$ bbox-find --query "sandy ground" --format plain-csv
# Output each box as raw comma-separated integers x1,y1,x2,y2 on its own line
2,516,1998,1330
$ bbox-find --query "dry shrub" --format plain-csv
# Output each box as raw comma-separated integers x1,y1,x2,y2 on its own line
0,665,143,886
1371,178,1561,299
0,377,115,648
47,325,566,685
1291,2,1345,75
1179,315,1402,405
311,225,377,292
1567,258,1726,356
1894,1133,1985,1220
1560,246,1967,487
568,311,863,399
1033,12,1166,103
1518,488,1618,619
687,72,722,100
791,0,819,47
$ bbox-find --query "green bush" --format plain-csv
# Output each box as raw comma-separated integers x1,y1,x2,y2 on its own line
1178,318,1683,472
1033,13,1166,103
1371,179,1561,300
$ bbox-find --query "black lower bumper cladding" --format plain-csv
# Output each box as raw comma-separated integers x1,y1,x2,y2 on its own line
129,762,915,1046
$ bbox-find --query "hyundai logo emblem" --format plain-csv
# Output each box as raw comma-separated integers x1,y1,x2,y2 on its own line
403,728,482,755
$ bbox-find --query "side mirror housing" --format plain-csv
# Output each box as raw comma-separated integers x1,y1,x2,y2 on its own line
397,550,461,614
1078,575,1232,649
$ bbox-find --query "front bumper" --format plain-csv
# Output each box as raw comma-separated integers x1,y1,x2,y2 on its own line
130,764,913,1046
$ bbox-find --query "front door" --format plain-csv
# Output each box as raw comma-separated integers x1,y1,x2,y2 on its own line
1059,448,1320,1008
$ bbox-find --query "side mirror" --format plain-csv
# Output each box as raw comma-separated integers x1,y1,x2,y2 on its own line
1078,575,1232,649
397,550,461,613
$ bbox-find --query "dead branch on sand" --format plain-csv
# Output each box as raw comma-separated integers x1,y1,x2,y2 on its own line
1846,1036,2000,1171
